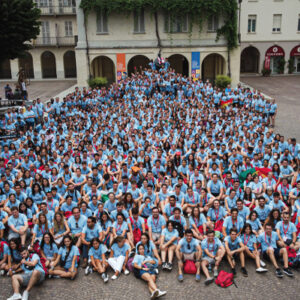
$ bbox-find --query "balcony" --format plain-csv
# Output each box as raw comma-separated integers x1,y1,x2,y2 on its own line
33,36,77,47
37,5,76,15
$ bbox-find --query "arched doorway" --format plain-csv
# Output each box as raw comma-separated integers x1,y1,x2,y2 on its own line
168,54,189,76
127,55,150,76
0,59,12,79
240,46,260,73
91,56,115,84
18,52,34,78
63,50,77,78
290,45,300,73
41,51,57,78
264,45,285,74
201,53,225,83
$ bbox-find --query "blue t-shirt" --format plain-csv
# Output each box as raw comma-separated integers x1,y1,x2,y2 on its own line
111,242,130,257
58,245,80,269
88,244,107,260
241,233,257,251
207,206,227,221
82,223,102,241
178,237,199,254
68,215,87,234
223,216,244,235
161,228,179,245
135,240,156,257
258,232,279,251
201,237,223,257
8,214,28,230
42,243,58,258
21,253,45,274
147,215,166,233
224,236,242,250
33,222,52,238
113,221,128,236
275,221,296,240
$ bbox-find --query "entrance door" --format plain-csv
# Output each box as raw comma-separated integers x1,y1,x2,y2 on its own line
270,57,281,74
295,57,300,73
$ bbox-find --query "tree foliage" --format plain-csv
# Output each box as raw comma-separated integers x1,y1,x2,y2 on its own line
0,0,41,61
80,0,238,50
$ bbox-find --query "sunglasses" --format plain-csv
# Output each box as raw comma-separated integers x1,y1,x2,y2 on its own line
187,243,191,250
76,222,79,228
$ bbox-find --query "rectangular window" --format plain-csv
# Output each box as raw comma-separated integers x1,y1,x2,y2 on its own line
41,21,50,44
298,15,300,31
133,9,145,33
272,14,282,32
207,16,219,32
164,14,188,33
65,21,73,36
96,10,108,33
247,15,256,33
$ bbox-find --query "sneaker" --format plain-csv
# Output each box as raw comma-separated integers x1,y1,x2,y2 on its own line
157,290,167,298
7,294,22,300
256,267,268,273
204,277,214,285
283,268,294,277
241,267,248,277
89,267,93,274
213,269,218,278
85,266,90,275
167,263,172,271
154,268,159,275
195,274,201,282
162,262,167,270
260,259,266,268
178,274,183,282
111,274,118,280
104,273,109,283
151,289,159,300
21,291,29,300
124,269,130,275
275,268,284,278
0,270,5,276
231,268,236,276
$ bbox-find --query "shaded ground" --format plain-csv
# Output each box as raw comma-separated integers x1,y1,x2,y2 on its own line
241,75,300,140
0,80,76,103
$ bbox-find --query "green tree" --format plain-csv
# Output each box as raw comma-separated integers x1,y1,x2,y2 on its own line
0,0,40,61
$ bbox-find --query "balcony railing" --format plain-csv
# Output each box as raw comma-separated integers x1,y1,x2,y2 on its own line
33,36,77,47
37,5,76,15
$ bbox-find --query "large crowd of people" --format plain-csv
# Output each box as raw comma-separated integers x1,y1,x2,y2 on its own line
1,61,300,300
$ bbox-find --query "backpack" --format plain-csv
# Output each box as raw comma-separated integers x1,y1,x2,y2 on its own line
0,241,9,255
130,217,142,245
215,270,235,288
183,260,197,274
126,256,134,272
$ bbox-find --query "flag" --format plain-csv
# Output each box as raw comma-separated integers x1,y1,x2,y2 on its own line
255,167,272,179
239,168,257,186
221,98,233,108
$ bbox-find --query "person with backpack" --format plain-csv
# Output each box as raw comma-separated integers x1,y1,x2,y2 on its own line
160,220,179,271
7,246,45,300
201,229,225,285
224,228,248,277
176,229,202,282
240,224,268,273
132,243,167,299
129,207,146,245
258,223,294,278
48,235,79,280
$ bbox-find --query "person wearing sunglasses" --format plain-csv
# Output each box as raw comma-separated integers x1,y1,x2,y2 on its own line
175,229,202,282
67,207,87,248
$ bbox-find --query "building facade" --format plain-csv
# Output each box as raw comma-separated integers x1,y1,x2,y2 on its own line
240,0,300,74
75,2,240,86
0,0,77,81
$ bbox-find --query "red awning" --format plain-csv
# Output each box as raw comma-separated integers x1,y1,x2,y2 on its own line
265,46,285,57
290,45,300,57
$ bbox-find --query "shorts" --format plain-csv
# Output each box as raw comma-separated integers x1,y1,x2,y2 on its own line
202,257,215,265
182,253,195,261
211,192,220,197
152,232,161,241
269,112,275,116
21,271,45,286
133,268,155,279
263,248,281,260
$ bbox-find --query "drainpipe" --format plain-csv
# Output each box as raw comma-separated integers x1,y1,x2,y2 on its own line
83,12,91,79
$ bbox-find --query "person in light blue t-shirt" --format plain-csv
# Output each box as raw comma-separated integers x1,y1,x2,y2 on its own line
224,228,247,277
49,235,79,280
258,223,293,278
240,224,268,273
175,229,202,282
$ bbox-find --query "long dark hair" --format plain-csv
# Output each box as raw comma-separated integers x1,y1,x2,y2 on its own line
241,223,254,236
140,232,150,251
40,232,55,250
